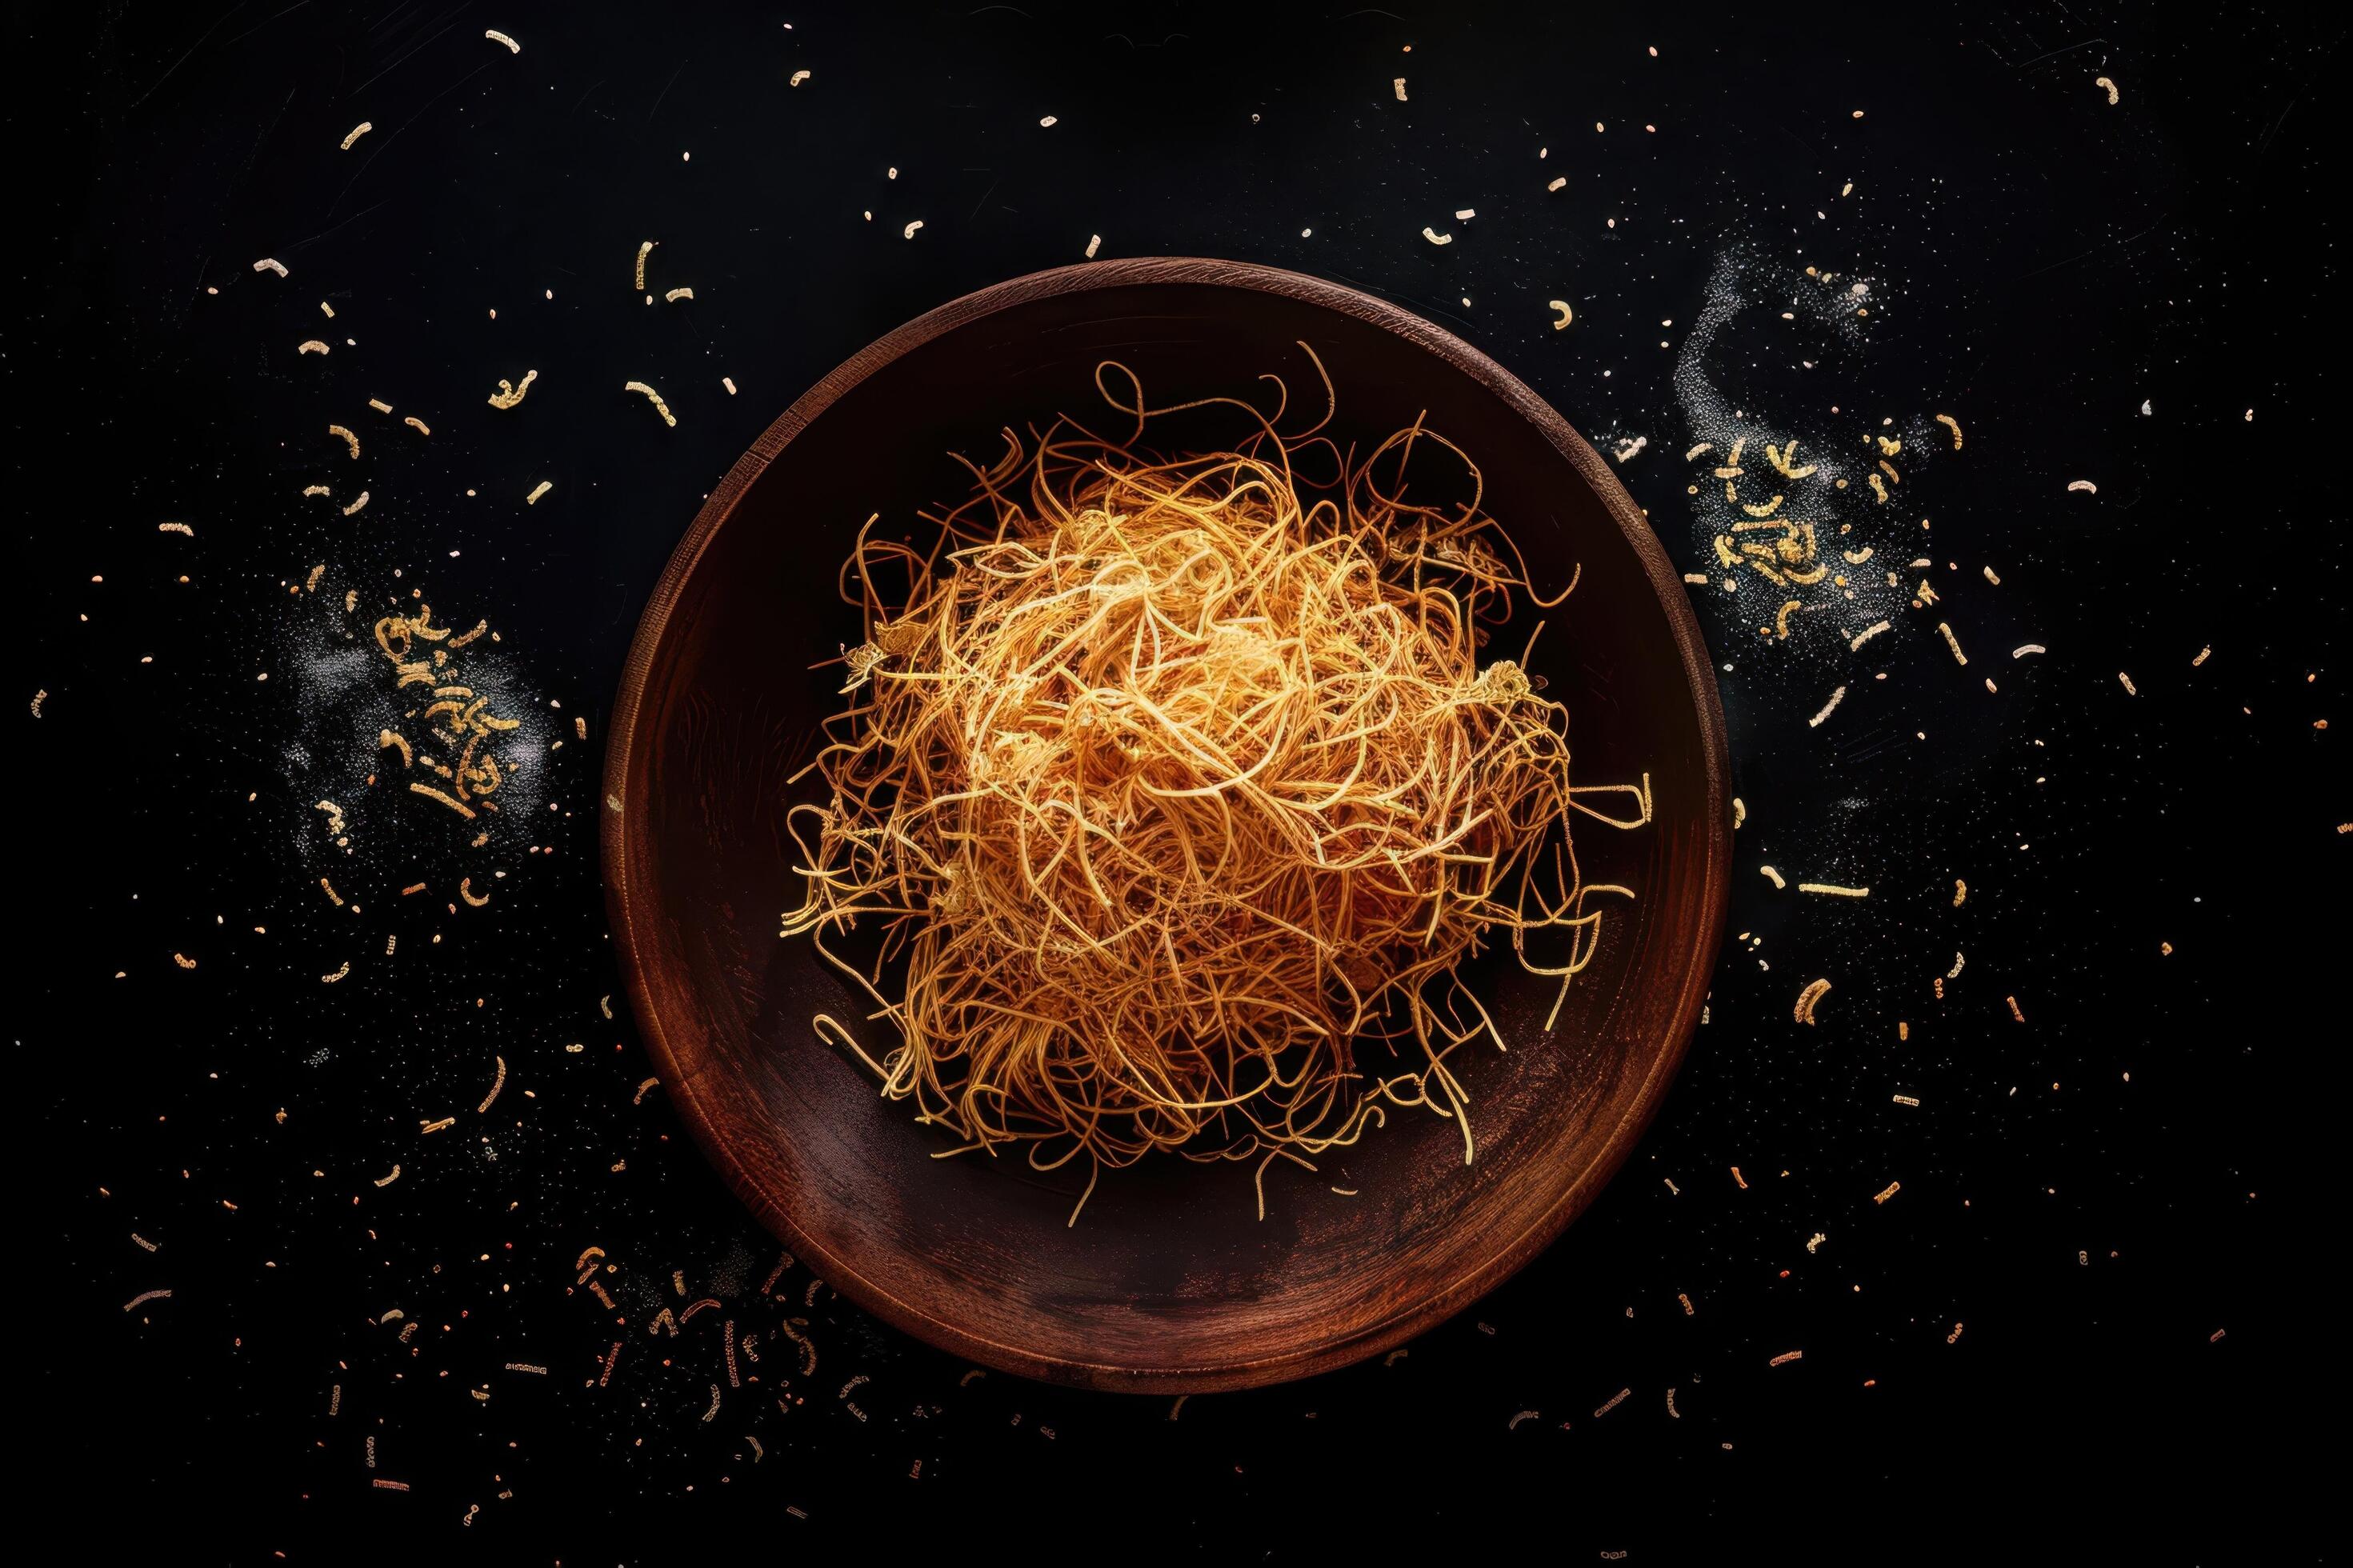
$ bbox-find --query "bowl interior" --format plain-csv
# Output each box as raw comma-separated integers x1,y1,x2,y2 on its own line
606,263,1727,1391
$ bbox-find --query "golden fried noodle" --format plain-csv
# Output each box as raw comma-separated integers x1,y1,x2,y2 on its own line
781,348,1648,1221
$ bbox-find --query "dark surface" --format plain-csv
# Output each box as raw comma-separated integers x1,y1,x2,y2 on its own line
603,258,1729,1390
14,0,2343,1559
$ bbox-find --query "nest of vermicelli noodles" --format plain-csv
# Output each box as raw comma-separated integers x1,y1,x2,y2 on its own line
782,346,1651,1221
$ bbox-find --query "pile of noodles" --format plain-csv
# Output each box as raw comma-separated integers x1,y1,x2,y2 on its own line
782,348,1648,1220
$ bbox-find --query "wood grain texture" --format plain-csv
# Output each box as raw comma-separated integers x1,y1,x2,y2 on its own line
601,258,1731,1392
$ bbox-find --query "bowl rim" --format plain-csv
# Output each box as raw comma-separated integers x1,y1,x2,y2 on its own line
601,256,1731,1391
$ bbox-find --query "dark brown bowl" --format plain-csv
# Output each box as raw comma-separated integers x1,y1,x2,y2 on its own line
602,258,1730,1393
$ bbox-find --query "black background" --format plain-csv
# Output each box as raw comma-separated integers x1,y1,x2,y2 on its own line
14,1,2343,1561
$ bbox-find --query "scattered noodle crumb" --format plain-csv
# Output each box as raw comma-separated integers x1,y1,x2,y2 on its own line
790,70,810,86
342,492,370,517
322,961,350,983
403,416,430,436
623,381,678,426
1808,686,1847,727
1794,978,1831,1025
1393,78,1408,101
1935,414,1963,449
485,29,520,53
487,370,538,409
1953,879,1967,907
341,122,372,150
1548,301,1572,330
526,481,552,505
373,1165,402,1187
1936,622,1967,665
158,522,194,537
124,1289,174,1311
2012,643,2046,659
1873,1181,1900,1203
2095,75,2119,104
1760,866,1786,888
2118,671,2137,695
2067,480,2097,494
1422,226,1453,245
664,287,694,302
298,339,330,355
1799,882,1869,898
410,782,478,818
1768,1350,1803,1367
1085,234,1102,259
254,258,287,277
478,1056,506,1114
367,398,393,414
1849,620,1889,651
327,425,359,458
2192,646,2211,667
903,220,924,239
2007,995,2025,1022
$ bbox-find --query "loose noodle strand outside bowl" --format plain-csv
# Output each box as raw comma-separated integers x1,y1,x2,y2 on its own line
604,259,1731,1392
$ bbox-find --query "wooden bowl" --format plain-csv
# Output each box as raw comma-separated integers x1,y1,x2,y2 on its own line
602,258,1730,1393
